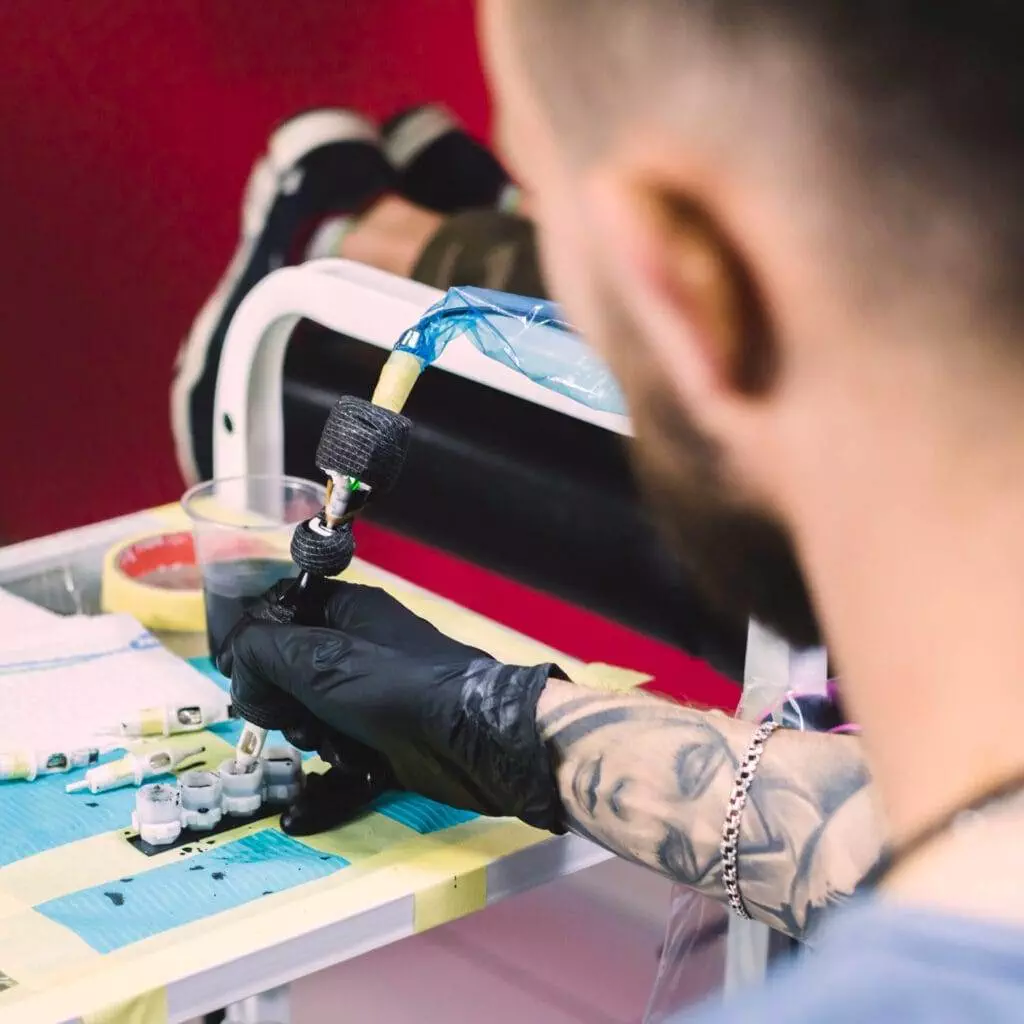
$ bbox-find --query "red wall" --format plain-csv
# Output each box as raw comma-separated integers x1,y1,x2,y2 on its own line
0,3,738,707
0,0,487,542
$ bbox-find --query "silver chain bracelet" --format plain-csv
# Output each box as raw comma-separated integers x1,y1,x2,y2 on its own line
720,719,781,919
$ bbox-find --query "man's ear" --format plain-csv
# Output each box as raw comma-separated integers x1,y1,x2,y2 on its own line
586,168,775,406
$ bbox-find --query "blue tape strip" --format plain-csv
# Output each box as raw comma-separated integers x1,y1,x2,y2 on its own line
0,751,136,867
36,830,349,953
371,792,478,834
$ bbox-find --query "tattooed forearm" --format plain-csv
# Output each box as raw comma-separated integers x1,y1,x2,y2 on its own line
537,679,885,939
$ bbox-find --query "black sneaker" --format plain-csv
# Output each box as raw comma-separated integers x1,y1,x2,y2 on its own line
172,109,394,484
382,104,515,214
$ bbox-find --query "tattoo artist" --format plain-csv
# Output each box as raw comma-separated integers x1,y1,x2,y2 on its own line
220,2,1024,1019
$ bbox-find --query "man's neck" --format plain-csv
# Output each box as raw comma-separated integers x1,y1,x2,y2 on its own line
795,432,1024,883
882,793,1024,925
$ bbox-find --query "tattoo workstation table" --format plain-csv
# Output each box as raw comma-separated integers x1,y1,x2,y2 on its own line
0,505,622,1024
0,262,827,1021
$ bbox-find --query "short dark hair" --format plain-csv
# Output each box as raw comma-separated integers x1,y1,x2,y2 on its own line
512,0,1024,344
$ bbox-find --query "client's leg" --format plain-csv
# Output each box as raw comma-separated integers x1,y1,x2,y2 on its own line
382,104,515,214
336,198,547,298
171,110,393,484
174,107,546,485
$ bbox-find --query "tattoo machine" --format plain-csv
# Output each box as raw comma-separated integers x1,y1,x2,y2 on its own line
230,287,625,779
230,371,416,772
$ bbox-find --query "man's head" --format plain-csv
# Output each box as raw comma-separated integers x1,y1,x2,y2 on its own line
480,0,1023,651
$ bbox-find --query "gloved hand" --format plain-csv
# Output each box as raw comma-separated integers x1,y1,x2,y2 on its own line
219,580,567,834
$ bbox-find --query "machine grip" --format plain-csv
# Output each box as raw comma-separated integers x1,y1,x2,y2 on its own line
315,396,412,494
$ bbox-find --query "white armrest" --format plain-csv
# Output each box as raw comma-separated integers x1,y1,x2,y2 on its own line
212,259,629,480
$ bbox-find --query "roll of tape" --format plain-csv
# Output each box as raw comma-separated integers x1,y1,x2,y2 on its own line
101,531,206,633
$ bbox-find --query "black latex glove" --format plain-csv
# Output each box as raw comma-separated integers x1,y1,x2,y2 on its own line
221,580,567,834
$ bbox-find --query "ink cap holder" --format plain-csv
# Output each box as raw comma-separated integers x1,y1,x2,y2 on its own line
132,745,304,847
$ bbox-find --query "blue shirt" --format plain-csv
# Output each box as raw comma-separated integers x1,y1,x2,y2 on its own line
682,902,1024,1022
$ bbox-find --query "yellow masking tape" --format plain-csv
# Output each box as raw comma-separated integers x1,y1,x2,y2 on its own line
296,811,422,865
0,832,154,907
100,530,205,634
82,987,167,1024
405,817,549,931
574,662,653,692
0,890,23,923
0,905,99,983
414,867,487,932
403,820,545,931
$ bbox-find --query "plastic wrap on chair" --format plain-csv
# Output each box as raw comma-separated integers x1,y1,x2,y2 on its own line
395,286,628,415
645,887,729,1022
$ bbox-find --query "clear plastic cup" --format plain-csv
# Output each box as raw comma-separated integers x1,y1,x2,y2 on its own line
181,475,325,659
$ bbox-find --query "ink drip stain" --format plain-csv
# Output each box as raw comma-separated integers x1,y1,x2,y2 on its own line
211,871,225,881
104,892,125,907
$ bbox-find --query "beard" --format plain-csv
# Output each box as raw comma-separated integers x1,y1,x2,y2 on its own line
629,387,821,649
594,291,822,650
